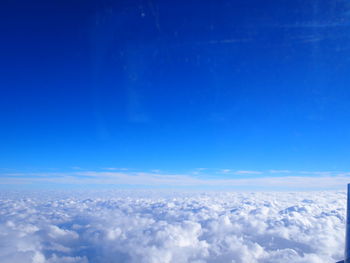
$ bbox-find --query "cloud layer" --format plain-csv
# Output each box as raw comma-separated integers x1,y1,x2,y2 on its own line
1,170,350,190
0,190,346,262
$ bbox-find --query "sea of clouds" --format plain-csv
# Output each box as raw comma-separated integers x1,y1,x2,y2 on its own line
0,190,346,263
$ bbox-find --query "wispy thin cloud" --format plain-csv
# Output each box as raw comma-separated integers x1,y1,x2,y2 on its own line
338,172,350,176
102,167,129,171
2,170,349,190
234,170,263,175
299,171,335,176
269,170,292,174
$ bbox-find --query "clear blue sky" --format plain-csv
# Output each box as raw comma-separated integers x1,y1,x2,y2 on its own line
1,0,350,184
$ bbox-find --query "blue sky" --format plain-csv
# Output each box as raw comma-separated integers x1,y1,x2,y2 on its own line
1,0,350,189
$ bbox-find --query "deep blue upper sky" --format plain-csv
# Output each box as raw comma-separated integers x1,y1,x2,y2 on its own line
1,0,350,174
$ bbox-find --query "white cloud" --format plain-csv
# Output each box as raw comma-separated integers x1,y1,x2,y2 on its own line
102,168,129,171
299,171,335,176
192,168,208,175
234,170,263,175
0,190,346,262
1,170,350,190
269,170,292,174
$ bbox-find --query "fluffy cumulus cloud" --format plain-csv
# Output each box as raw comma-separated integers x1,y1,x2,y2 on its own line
0,190,346,263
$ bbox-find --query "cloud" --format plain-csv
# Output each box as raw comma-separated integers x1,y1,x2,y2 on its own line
192,168,208,175
234,170,263,175
269,170,292,174
299,171,335,176
0,190,345,263
101,168,129,171
1,170,350,190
